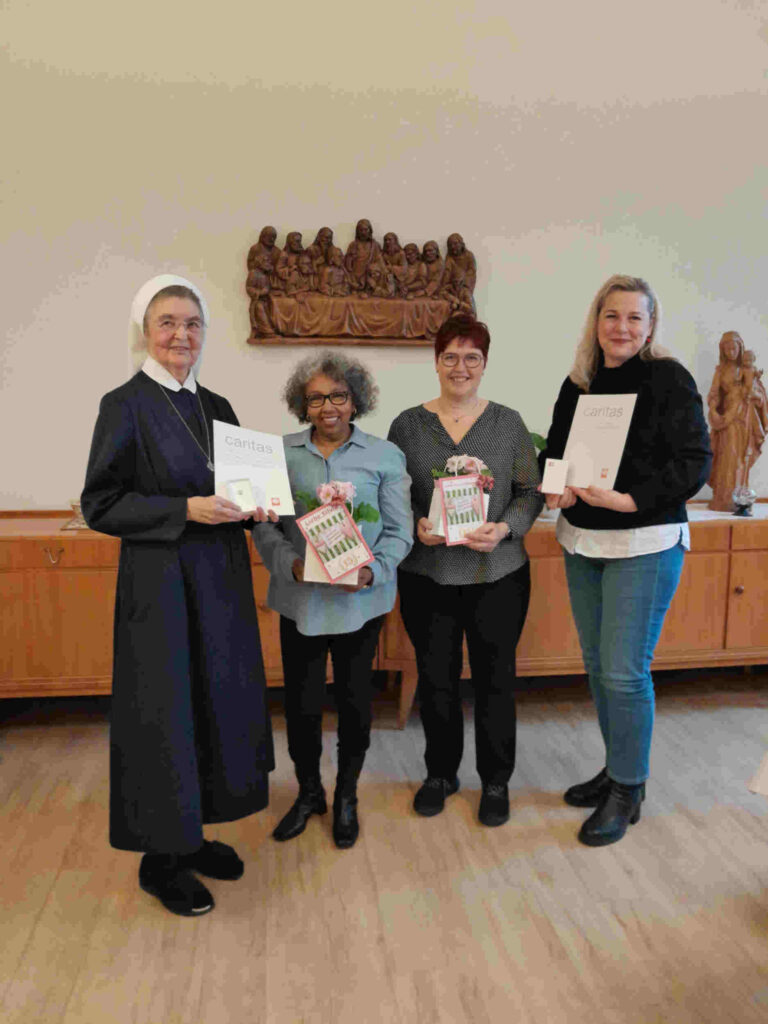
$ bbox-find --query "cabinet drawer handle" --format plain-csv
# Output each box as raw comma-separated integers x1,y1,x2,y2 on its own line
43,546,64,565
734,585,745,595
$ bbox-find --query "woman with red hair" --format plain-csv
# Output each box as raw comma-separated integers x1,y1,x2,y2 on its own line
389,314,542,828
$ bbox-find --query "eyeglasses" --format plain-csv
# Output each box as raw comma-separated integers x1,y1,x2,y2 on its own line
439,352,483,368
153,317,204,335
305,390,350,408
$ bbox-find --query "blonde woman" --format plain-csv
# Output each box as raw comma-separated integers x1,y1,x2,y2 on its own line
541,275,711,847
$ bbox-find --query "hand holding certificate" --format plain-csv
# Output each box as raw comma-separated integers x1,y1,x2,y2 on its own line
214,422,295,515
563,394,637,489
543,395,637,498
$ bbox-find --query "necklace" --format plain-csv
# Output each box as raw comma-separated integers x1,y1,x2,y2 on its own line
156,382,214,471
438,397,481,424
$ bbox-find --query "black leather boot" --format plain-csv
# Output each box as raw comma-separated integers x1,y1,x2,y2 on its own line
565,768,646,808
577,779,645,847
564,767,610,807
333,754,365,849
272,774,327,842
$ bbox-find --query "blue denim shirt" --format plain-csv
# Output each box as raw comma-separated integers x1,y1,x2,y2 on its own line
252,425,413,636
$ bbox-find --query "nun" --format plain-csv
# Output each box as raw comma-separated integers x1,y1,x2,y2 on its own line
81,275,274,916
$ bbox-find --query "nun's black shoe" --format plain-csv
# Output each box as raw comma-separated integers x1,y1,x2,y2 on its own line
139,856,214,917
181,840,244,880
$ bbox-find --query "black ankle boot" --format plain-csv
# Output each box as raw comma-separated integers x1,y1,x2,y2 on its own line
333,754,365,849
332,795,359,849
578,779,645,847
564,767,610,807
272,777,327,842
565,768,646,809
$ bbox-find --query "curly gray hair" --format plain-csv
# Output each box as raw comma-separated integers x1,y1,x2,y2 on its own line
283,351,379,423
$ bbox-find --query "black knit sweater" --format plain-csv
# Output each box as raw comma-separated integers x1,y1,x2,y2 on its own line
542,354,712,531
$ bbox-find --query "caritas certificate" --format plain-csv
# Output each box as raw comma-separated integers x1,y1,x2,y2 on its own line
296,504,374,583
213,421,295,515
437,474,486,546
562,394,637,488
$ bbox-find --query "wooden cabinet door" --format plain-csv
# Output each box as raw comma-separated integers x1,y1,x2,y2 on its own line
0,527,119,696
726,551,768,650
27,570,116,680
0,568,116,694
517,555,583,673
251,564,283,684
0,571,28,683
656,552,729,653
380,595,414,663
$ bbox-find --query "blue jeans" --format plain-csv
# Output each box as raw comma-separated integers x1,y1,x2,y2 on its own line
563,543,685,785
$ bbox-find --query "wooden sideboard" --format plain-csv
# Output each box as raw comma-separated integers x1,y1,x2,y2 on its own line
383,508,768,724
0,516,282,700
2,510,767,727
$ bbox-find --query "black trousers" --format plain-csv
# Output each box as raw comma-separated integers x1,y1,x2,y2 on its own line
398,564,531,785
279,615,385,776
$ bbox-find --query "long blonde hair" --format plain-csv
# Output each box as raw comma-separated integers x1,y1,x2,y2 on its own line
569,275,669,391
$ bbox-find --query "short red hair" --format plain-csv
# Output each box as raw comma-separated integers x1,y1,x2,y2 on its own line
434,314,490,360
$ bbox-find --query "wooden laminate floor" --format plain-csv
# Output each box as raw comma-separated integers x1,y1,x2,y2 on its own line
2,669,768,1024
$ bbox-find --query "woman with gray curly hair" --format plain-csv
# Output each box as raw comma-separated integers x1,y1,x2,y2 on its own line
282,351,379,422
253,351,413,849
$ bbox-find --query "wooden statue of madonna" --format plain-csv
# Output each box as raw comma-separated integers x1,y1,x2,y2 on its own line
707,332,767,512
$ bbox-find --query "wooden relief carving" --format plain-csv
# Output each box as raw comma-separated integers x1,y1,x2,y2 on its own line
707,331,767,510
245,221,477,346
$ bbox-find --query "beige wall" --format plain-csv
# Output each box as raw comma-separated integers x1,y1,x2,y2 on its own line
2,0,767,508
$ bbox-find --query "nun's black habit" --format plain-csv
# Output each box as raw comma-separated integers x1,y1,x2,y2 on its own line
82,370,273,854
